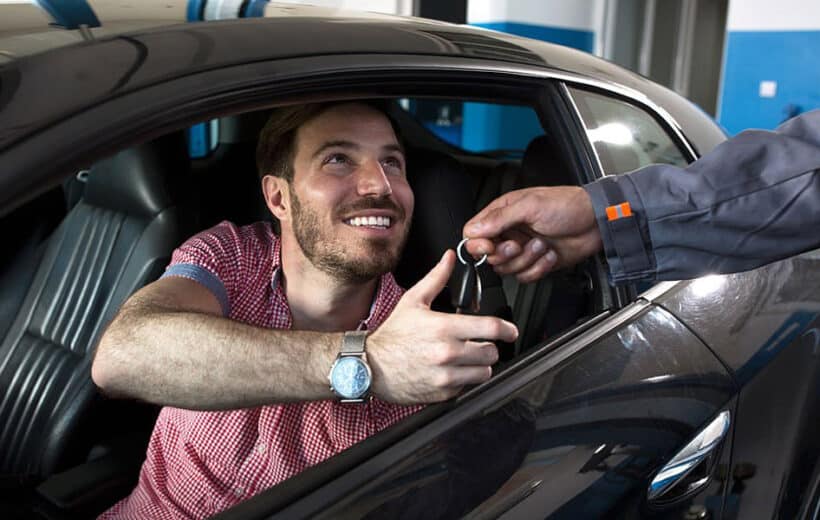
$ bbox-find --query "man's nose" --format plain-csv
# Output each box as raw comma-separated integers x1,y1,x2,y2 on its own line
357,160,393,197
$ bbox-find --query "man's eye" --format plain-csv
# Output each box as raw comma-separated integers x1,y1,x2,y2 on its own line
326,153,349,165
382,157,404,173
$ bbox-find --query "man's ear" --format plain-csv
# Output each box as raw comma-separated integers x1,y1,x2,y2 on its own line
261,175,291,222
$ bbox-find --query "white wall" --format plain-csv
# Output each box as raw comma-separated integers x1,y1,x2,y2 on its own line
727,0,820,30
467,0,604,32
272,0,412,16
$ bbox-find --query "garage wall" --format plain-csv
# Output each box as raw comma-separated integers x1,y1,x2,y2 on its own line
718,0,820,134
269,0,412,15
467,0,602,53
465,0,606,150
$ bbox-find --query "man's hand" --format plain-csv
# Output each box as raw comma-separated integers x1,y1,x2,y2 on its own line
462,186,603,283
367,250,518,404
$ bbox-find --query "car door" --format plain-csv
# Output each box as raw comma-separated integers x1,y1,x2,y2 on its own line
652,259,820,519
0,31,740,517
220,300,734,519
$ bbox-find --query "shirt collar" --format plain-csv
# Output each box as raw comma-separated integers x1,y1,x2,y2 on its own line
270,232,283,291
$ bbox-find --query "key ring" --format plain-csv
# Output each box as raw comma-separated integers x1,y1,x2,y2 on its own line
456,238,487,267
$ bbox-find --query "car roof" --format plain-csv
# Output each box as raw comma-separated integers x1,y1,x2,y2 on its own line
0,1,650,81
0,2,437,61
0,2,725,157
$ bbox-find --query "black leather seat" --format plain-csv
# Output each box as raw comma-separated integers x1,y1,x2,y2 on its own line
515,135,591,346
394,147,514,357
0,133,188,486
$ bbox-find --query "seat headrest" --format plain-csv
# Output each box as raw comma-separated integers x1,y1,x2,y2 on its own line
83,132,188,219
521,135,576,187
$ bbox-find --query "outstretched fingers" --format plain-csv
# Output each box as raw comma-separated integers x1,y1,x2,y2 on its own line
443,313,518,343
435,365,494,389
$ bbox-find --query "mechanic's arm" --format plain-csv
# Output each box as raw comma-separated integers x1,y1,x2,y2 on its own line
586,109,820,283
465,109,820,283
91,250,517,410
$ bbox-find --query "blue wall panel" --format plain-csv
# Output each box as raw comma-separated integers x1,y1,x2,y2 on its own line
719,30,820,135
461,103,544,152
472,22,594,52
464,23,594,150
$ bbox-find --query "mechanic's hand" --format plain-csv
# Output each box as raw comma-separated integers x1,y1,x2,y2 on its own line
463,186,603,283
367,250,518,404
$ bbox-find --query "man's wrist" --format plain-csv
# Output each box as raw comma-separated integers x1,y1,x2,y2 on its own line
308,332,343,399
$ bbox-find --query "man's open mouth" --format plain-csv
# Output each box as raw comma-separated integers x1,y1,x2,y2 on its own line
344,216,392,229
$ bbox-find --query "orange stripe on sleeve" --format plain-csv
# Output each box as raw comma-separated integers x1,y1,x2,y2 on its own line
606,202,633,221
606,205,619,221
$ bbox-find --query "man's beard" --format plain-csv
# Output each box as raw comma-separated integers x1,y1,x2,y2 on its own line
290,190,409,284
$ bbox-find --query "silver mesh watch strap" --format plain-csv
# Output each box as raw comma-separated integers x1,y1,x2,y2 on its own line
340,330,367,355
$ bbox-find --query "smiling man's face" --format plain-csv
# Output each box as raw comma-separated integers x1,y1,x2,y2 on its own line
281,102,414,283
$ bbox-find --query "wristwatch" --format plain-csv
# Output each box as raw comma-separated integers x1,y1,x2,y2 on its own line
328,331,372,403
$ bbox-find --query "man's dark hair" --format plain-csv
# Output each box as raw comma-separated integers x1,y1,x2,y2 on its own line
255,100,402,182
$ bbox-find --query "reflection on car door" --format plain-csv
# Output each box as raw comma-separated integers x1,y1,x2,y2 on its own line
269,302,735,519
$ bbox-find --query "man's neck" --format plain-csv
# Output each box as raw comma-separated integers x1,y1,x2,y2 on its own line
279,245,378,332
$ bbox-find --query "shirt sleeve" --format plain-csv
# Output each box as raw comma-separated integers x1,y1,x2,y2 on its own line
161,221,245,316
584,109,820,284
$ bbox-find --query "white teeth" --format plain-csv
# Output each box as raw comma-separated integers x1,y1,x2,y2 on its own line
345,216,392,228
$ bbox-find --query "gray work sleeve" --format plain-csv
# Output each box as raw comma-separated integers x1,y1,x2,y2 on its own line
584,109,820,284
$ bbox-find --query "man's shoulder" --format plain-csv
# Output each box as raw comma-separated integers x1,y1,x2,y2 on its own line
198,220,278,250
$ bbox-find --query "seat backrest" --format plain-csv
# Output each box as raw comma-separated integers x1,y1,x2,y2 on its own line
520,134,576,187
0,133,188,479
515,135,591,348
394,147,513,326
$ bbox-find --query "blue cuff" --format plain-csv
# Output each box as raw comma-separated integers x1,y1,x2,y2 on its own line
162,264,230,316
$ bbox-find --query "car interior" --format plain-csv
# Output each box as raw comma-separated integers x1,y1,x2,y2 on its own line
0,95,610,518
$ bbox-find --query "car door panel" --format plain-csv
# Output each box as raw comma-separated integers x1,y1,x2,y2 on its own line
653,252,820,518
263,304,734,519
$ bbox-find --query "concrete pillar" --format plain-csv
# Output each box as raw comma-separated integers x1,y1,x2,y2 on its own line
718,0,820,134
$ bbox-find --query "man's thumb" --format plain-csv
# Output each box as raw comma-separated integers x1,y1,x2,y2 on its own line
406,250,455,307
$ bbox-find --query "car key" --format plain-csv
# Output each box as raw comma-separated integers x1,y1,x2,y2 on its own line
453,238,486,314
454,260,479,314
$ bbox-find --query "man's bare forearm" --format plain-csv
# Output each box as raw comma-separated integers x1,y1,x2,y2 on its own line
92,301,339,410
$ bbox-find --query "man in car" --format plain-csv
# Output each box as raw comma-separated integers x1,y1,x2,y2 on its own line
92,100,517,519
464,109,820,284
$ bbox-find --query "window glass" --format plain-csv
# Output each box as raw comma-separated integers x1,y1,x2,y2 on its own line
568,87,690,175
187,119,220,158
399,99,543,156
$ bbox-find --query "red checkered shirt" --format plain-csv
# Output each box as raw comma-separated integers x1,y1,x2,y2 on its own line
100,221,423,519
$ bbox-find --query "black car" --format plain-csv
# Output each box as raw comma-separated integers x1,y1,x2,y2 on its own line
1,3,818,519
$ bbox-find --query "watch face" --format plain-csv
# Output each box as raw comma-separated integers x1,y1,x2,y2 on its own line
330,356,371,399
